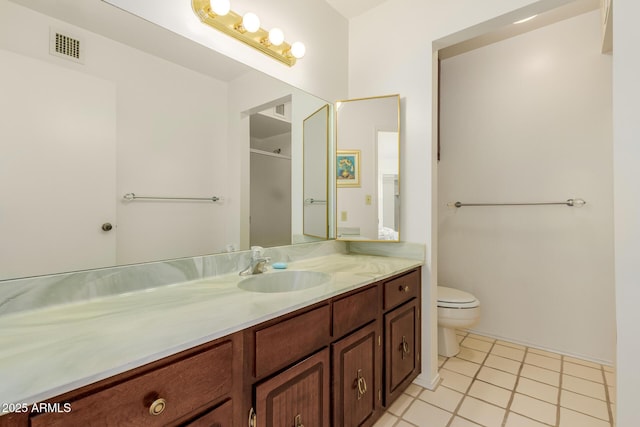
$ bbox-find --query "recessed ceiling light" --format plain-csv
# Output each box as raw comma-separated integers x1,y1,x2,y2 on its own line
514,15,538,24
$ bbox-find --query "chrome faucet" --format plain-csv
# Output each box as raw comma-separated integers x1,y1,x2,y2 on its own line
239,246,271,276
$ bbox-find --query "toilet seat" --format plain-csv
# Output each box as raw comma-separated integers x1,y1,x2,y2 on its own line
438,286,479,309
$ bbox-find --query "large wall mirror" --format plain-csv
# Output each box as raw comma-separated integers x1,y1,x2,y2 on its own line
0,0,333,280
336,95,400,242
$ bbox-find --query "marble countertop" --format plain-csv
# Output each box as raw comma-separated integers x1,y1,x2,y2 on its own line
0,253,421,409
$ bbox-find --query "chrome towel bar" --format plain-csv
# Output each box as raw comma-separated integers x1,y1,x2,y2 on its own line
305,198,326,204
123,193,220,202
451,198,586,208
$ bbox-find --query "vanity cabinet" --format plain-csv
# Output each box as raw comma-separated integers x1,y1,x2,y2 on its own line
382,270,421,406
28,334,241,427
1,267,422,427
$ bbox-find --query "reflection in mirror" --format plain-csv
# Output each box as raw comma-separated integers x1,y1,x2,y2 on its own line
303,105,330,240
0,0,333,281
250,101,292,247
336,95,400,242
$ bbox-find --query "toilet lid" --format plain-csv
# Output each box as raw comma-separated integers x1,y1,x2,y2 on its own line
438,286,480,308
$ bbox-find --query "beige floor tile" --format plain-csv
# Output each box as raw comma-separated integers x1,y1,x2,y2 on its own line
564,355,602,370
491,344,525,362
604,370,615,386
563,361,603,383
403,400,453,427
516,377,559,404
373,412,398,427
387,392,414,416
510,393,557,425
461,337,493,353
562,374,606,401
559,407,611,427
449,416,483,427
396,421,415,427
528,347,561,359
468,333,496,343
444,357,482,377
505,412,552,427
520,364,560,387
477,366,518,390
440,368,474,393
418,385,464,412
404,383,423,397
560,389,609,421
607,385,615,403
603,364,615,373
496,340,526,350
484,354,522,375
456,347,488,364
438,355,447,367
524,353,561,372
468,380,512,408
458,396,506,427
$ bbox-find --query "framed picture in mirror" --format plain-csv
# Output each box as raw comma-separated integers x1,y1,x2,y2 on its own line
336,150,360,187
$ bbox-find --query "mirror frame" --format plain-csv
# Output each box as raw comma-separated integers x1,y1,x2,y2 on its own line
302,104,330,240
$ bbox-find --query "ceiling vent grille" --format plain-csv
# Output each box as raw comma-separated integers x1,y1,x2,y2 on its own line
275,104,285,117
50,29,83,63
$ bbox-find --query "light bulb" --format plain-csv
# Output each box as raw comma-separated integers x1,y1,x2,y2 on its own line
268,28,285,46
242,12,261,33
514,15,537,24
290,41,306,59
210,0,230,16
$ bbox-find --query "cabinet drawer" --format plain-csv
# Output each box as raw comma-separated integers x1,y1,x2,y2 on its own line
333,285,379,339
383,269,419,310
185,399,232,426
254,305,331,378
30,340,233,427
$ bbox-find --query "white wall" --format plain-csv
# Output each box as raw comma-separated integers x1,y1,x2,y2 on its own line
347,0,611,389
613,0,640,425
438,10,613,362
1,1,231,269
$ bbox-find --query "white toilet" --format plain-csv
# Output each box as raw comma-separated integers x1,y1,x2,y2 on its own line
437,286,481,357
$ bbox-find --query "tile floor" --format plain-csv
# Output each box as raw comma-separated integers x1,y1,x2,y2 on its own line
376,331,615,427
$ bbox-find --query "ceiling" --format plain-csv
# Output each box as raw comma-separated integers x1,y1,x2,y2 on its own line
323,0,388,19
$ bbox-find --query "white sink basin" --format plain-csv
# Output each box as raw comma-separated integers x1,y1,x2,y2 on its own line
238,271,330,293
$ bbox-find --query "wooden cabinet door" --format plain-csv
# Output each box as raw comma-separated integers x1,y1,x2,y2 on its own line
254,348,329,427
332,322,381,427
384,299,419,405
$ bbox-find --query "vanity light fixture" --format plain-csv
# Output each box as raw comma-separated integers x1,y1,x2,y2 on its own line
192,0,305,66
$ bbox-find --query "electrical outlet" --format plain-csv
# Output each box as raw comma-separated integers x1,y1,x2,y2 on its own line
341,211,347,221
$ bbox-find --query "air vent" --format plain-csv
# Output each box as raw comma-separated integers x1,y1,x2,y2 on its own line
50,29,83,63
275,104,285,117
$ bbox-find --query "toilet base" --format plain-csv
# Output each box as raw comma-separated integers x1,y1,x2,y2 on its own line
438,326,461,357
